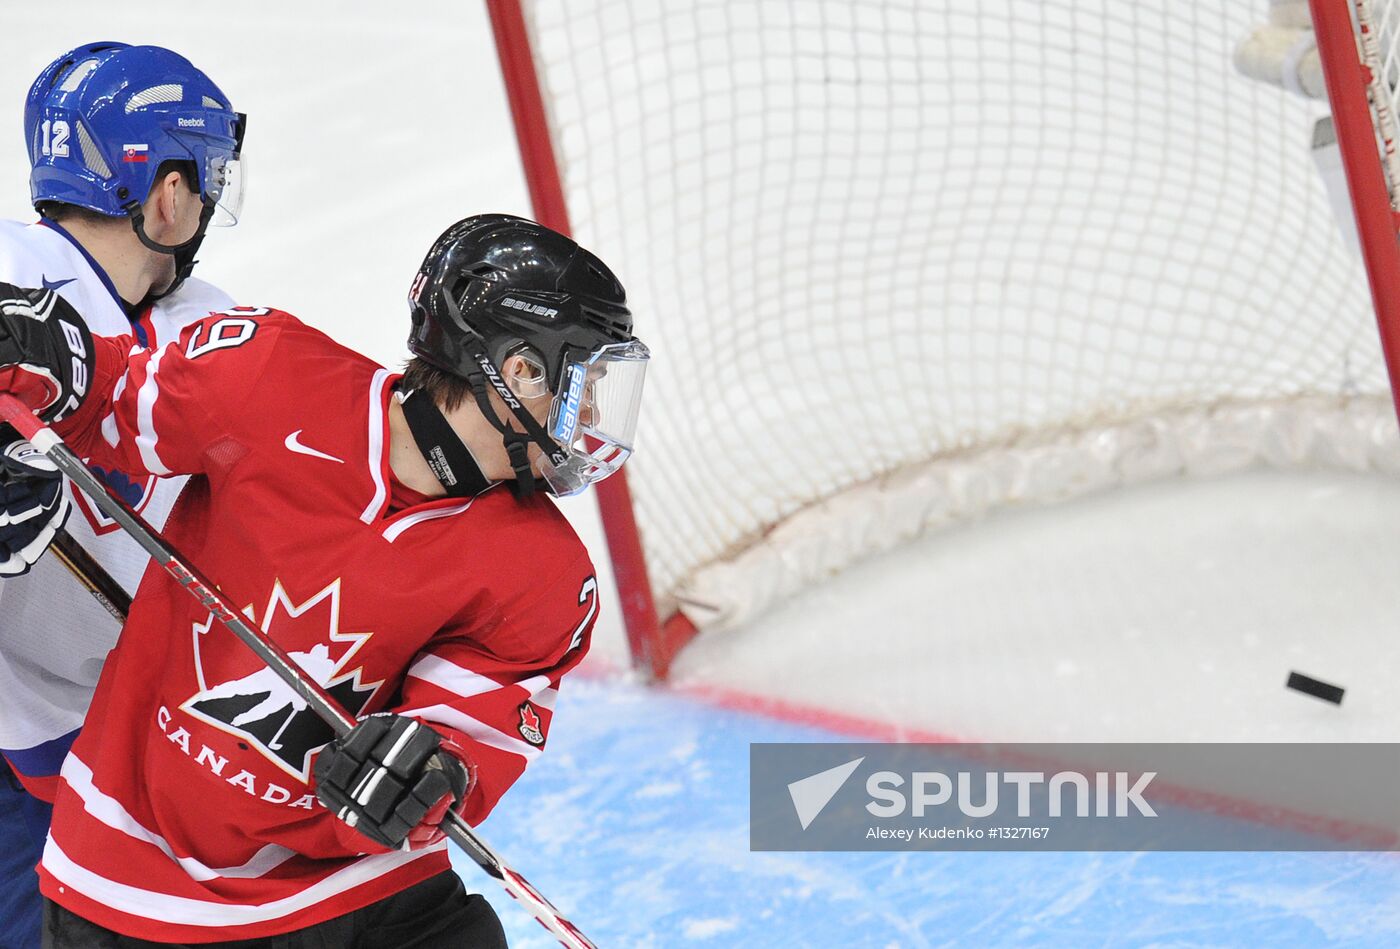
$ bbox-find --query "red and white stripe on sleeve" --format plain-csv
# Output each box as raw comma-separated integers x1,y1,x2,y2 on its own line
56,308,284,480
394,569,597,826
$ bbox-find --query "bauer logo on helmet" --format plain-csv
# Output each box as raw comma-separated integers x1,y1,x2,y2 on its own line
501,296,559,319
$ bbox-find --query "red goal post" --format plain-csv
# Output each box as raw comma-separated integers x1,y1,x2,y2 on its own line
489,0,1400,681
486,0,689,676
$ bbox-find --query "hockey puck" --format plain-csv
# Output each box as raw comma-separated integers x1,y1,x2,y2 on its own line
1286,671,1344,705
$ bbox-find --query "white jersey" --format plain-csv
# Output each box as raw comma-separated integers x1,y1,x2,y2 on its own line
0,218,231,789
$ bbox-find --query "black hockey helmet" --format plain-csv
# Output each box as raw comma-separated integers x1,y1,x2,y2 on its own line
406,214,649,496
408,213,634,379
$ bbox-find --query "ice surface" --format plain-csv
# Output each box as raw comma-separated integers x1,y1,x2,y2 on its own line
468,677,1400,948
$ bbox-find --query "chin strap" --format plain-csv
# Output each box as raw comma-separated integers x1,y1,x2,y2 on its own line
122,198,216,302
433,290,570,498
463,370,536,497
398,388,493,498
465,366,574,499
458,340,571,500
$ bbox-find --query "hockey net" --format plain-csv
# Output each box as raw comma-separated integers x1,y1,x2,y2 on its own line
495,0,1400,676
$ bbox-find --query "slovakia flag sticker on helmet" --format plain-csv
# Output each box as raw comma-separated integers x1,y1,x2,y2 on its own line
122,143,148,163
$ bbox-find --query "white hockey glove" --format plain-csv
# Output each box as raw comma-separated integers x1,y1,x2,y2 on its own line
0,437,70,577
314,713,474,851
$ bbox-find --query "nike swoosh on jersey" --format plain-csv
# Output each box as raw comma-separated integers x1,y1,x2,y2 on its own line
283,430,344,464
41,275,76,291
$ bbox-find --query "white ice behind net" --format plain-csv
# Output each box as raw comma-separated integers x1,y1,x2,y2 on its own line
523,0,1397,633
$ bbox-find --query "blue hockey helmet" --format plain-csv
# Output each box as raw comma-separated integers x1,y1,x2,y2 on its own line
25,42,245,227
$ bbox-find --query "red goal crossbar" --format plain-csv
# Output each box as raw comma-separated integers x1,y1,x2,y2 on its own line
486,0,697,678
1311,0,1400,420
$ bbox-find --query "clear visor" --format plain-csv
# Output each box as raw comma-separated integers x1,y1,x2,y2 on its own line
540,339,650,497
205,150,246,227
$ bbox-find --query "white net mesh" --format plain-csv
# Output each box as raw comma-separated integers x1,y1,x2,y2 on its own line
520,0,1396,632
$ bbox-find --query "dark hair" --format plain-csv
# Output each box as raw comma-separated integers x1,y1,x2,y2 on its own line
37,159,198,223
401,357,475,413
34,201,110,226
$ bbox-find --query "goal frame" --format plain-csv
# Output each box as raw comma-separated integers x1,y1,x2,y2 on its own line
488,0,1400,680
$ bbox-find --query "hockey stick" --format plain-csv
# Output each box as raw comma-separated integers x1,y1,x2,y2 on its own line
0,395,597,949
51,528,131,621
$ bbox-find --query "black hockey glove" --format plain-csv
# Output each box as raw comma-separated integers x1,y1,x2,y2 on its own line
0,282,94,422
0,436,70,577
314,713,474,851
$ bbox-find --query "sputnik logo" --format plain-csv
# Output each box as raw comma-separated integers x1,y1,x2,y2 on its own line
788,757,865,830
180,579,382,783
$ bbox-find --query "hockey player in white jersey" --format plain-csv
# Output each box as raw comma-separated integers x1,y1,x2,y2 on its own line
0,43,245,947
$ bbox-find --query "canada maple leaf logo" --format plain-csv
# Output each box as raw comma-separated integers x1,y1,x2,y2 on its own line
517,702,545,747
180,579,381,782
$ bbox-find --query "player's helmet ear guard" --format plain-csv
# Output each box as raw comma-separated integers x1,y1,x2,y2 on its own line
406,214,649,497
25,43,246,295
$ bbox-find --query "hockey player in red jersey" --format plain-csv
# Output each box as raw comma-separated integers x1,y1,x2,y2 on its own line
0,214,649,946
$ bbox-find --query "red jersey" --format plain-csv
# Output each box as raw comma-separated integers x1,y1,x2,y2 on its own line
37,308,597,942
